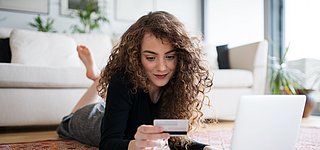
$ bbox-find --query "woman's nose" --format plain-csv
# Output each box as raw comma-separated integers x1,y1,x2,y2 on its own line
156,59,167,71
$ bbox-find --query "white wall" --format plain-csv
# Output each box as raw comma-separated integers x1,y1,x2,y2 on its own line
0,0,80,33
155,0,201,35
205,0,264,47
0,0,201,36
0,0,264,46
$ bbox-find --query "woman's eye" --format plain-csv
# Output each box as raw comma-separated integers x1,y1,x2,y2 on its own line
165,55,176,60
146,56,156,61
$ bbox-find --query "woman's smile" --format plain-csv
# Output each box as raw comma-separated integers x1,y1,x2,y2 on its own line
154,74,167,79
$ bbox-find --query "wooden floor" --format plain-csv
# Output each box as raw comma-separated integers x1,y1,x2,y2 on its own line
0,116,319,144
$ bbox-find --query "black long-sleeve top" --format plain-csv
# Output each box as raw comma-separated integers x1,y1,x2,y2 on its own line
99,73,207,150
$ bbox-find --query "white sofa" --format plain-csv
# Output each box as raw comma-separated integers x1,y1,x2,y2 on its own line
0,28,112,126
202,40,268,120
0,27,268,126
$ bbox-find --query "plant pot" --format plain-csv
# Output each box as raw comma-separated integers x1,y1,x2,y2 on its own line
302,92,317,118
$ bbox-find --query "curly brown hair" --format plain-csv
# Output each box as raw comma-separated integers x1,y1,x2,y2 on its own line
98,11,213,148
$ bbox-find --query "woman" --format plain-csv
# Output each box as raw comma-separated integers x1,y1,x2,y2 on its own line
57,11,214,150
98,11,213,150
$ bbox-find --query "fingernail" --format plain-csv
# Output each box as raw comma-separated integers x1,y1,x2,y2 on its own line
158,127,164,131
165,133,170,139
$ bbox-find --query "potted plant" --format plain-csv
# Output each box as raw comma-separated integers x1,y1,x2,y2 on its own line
70,0,109,33
269,46,317,117
29,14,56,32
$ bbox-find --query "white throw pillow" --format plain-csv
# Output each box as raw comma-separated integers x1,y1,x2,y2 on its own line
68,33,113,69
0,27,12,38
203,43,219,70
10,29,80,67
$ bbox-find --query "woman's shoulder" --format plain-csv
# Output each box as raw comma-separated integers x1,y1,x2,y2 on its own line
109,71,145,95
109,71,130,85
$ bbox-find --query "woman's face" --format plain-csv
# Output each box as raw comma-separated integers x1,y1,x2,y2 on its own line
141,33,177,89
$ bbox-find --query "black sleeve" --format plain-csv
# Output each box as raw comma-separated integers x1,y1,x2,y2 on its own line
188,140,208,150
99,75,133,150
169,140,208,150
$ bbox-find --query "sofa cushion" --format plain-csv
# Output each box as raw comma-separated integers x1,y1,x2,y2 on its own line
0,63,91,88
0,27,12,38
203,43,219,70
68,33,113,69
216,44,230,69
10,29,80,67
0,38,11,63
213,69,253,88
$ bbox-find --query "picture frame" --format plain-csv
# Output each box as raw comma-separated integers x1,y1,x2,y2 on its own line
115,0,154,22
60,0,102,17
0,0,49,14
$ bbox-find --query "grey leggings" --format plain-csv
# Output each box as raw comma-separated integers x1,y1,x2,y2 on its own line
57,102,105,147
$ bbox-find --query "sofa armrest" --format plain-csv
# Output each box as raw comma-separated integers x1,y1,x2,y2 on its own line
229,40,268,94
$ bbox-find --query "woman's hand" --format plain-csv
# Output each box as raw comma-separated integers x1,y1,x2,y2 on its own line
129,125,170,150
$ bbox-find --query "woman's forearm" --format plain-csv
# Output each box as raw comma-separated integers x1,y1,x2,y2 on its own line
128,140,136,150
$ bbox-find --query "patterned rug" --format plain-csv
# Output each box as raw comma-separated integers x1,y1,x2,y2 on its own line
190,127,320,150
0,139,98,150
1,127,319,150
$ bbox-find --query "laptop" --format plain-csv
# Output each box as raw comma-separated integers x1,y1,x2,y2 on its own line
230,95,306,150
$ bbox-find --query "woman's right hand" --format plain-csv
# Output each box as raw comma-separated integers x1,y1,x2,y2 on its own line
129,125,170,150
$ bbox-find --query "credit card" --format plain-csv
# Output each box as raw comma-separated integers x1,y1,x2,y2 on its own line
154,119,188,136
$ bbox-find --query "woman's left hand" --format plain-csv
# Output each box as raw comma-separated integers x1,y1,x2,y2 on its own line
133,125,170,149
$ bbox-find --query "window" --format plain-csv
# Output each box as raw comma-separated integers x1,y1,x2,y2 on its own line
285,0,320,60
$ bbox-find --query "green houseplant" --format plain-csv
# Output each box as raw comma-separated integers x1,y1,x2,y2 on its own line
71,0,109,33
269,46,305,94
29,14,56,32
269,46,317,117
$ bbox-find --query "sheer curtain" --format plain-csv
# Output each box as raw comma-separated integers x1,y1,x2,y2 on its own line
285,0,320,60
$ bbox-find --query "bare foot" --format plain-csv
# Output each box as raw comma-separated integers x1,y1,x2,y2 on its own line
77,45,100,81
